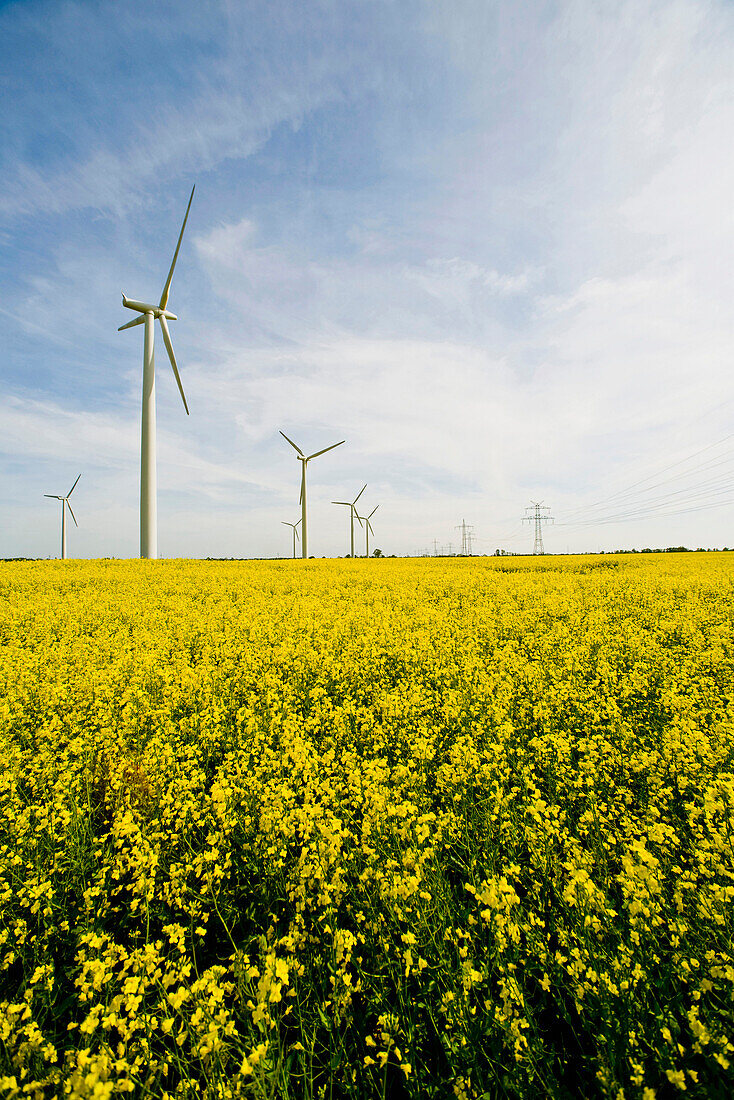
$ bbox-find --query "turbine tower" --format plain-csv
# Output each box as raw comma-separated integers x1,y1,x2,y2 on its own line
332,484,366,557
45,474,80,560
118,185,195,559
279,431,344,558
281,519,301,559
355,504,378,557
523,501,553,554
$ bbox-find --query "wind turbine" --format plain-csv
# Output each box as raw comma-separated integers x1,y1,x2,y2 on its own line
45,474,80,560
279,431,345,558
332,484,366,557
281,519,301,559
118,185,195,559
356,504,378,557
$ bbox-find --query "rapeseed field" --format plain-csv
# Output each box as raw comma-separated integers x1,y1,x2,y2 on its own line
0,554,732,1099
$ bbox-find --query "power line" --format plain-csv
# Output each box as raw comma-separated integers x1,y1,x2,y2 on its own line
560,454,734,526
559,431,734,526
558,470,734,529
561,493,734,528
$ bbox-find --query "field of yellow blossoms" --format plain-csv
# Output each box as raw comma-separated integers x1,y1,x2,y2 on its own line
1,554,733,1099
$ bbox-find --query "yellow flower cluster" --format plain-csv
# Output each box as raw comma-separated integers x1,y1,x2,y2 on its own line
0,554,732,1098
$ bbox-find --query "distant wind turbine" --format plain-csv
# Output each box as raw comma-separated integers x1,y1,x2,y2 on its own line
332,484,366,557
45,474,80,560
356,504,379,557
118,185,195,559
281,518,301,559
279,431,345,558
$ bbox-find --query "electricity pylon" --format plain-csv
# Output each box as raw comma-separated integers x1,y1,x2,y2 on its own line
455,518,474,556
523,501,553,554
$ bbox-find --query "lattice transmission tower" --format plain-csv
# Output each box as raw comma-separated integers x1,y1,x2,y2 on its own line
455,518,475,556
523,501,553,554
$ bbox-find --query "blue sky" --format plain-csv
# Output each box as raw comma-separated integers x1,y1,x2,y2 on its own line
3,0,734,557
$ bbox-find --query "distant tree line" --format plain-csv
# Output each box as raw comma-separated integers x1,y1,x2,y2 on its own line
605,547,731,554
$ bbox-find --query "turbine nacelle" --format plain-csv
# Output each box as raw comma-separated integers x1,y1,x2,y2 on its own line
121,295,178,320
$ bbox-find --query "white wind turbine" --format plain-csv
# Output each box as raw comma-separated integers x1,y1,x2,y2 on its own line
356,504,379,557
45,474,80,560
279,431,345,559
332,484,366,557
281,518,301,559
118,185,195,559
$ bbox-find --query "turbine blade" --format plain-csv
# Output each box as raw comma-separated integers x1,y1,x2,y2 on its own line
159,184,195,310
353,483,366,506
158,315,189,415
299,465,305,506
281,521,291,528
332,501,350,506
355,513,363,528
67,473,81,498
118,314,146,332
307,440,345,460
369,505,379,518
44,494,61,499
279,430,305,456
66,500,78,527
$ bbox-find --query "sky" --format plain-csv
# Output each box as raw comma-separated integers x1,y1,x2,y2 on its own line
2,0,734,559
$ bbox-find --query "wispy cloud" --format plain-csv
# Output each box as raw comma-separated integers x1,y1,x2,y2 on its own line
0,84,338,221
